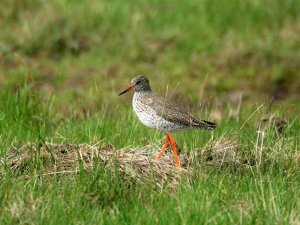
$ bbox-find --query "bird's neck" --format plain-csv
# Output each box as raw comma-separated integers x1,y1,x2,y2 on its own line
133,91,151,99
135,89,151,94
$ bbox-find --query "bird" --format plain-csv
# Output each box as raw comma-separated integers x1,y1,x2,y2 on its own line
118,75,216,168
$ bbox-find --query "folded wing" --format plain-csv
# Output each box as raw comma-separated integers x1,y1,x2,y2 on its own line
148,93,216,130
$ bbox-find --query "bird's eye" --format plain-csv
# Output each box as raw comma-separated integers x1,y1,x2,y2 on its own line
136,80,142,85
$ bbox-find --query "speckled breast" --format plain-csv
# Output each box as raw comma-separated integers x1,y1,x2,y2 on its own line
132,93,185,132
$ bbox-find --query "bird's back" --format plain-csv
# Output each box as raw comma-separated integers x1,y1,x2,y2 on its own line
133,91,216,131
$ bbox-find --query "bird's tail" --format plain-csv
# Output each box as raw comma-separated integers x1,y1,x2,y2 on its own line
192,118,216,130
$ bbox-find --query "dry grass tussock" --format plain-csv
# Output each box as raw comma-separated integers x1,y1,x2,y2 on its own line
2,141,191,188
0,135,283,187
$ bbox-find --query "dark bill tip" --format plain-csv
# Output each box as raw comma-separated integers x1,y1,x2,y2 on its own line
118,89,129,96
118,85,134,96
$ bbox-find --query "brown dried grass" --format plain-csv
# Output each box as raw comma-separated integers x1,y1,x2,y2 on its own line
1,136,246,188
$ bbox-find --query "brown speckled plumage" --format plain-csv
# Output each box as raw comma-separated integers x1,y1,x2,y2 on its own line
141,92,215,130
130,75,216,132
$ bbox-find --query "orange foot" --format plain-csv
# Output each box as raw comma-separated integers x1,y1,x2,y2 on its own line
156,133,181,168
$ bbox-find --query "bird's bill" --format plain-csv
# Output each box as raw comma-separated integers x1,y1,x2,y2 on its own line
118,85,135,96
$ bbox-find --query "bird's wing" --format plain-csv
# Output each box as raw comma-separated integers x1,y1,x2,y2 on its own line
146,93,216,130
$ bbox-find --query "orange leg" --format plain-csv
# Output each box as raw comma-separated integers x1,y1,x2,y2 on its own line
167,133,181,168
156,135,170,160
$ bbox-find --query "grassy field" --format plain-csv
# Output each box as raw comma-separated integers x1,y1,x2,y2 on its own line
1,0,300,224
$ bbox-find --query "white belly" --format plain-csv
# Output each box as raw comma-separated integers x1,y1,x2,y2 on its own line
132,93,184,132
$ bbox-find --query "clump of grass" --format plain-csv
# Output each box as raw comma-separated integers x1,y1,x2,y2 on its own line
1,135,249,189
2,142,190,188
199,135,243,167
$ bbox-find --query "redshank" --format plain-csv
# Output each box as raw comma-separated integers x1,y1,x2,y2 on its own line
118,75,216,168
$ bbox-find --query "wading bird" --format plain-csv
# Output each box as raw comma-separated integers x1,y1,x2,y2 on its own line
119,75,216,168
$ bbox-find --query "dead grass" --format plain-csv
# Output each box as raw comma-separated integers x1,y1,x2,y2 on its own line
1,141,190,188
200,135,242,167
1,136,254,188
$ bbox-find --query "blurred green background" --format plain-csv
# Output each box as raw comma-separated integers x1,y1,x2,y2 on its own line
1,0,300,115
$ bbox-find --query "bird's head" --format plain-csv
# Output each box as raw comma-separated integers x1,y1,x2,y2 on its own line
118,75,151,96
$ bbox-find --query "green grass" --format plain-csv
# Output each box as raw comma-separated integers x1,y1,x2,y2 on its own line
1,0,300,224
0,87,299,224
